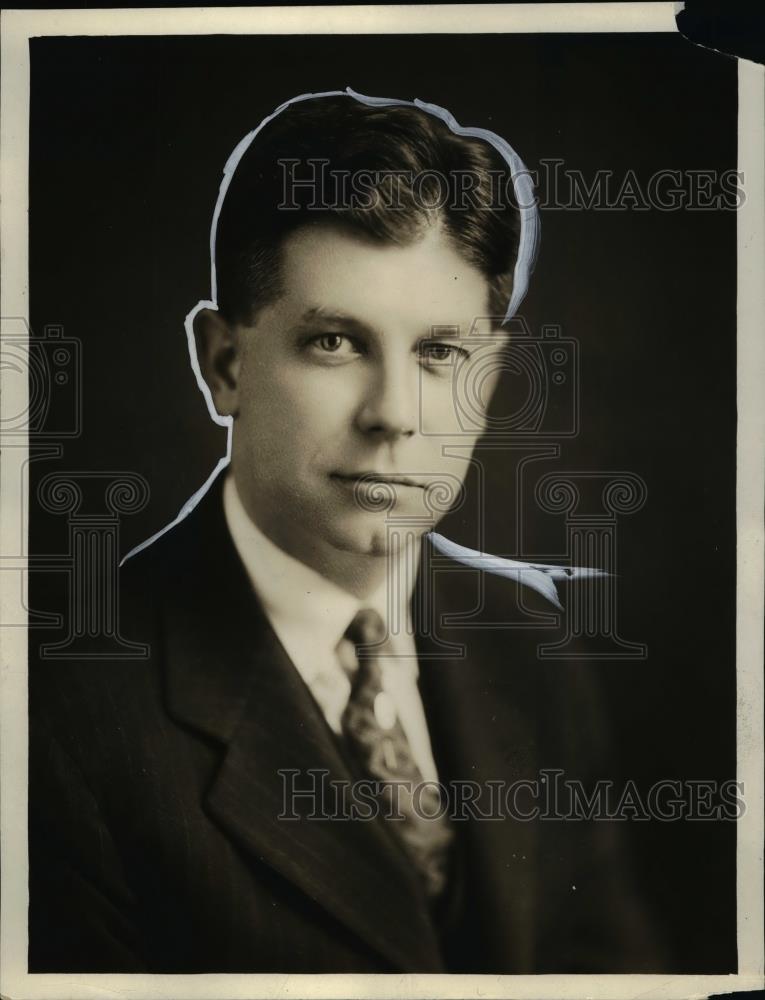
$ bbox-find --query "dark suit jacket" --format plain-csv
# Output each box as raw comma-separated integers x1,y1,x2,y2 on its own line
29,474,662,973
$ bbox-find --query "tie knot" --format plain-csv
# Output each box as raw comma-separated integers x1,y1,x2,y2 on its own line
344,608,386,649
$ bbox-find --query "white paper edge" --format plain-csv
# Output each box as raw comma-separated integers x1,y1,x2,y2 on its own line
1,5,763,999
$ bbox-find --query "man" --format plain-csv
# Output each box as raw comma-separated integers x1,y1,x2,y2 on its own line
29,92,660,973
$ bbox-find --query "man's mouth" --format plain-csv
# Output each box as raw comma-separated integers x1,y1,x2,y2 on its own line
331,472,426,490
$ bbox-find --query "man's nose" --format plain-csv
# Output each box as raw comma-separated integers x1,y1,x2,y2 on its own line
355,360,419,441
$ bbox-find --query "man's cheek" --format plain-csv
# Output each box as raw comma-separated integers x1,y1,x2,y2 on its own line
252,380,317,434
294,384,359,431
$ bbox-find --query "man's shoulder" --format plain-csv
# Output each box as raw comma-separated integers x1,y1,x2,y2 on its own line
28,513,205,786
119,477,230,595
27,486,227,740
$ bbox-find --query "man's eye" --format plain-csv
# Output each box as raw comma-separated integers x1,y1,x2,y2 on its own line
419,342,469,365
318,334,345,352
308,333,359,356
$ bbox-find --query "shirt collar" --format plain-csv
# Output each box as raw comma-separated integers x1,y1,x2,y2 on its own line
222,473,417,685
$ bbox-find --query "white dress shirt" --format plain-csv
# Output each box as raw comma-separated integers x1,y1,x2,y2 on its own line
222,473,439,783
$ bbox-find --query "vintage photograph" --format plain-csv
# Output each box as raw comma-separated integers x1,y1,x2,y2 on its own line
1,4,763,997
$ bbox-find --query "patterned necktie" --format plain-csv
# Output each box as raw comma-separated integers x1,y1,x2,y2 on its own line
340,608,454,899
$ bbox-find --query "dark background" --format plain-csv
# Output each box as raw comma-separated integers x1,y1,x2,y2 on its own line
29,32,738,971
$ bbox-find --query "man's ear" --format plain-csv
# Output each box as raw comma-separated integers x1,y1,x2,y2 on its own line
193,308,242,418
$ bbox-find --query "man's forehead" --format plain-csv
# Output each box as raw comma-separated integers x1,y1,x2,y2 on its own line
276,224,492,330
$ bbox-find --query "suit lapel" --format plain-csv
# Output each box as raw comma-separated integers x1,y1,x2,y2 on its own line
160,477,444,971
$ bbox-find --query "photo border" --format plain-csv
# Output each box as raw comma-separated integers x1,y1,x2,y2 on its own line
1,4,762,998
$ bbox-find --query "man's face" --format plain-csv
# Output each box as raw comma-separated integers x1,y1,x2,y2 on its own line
227,222,504,563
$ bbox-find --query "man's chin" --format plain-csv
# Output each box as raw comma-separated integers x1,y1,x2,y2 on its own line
325,517,429,558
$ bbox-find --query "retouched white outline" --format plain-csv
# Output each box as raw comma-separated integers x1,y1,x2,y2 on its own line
120,87,543,571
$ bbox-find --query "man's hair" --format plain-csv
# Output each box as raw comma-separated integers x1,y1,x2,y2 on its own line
214,95,523,325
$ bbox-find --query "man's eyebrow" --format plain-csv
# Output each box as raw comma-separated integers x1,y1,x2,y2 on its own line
293,307,379,337
294,308,470,339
